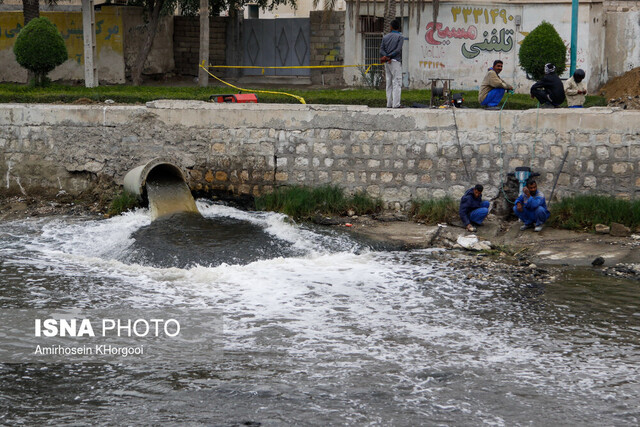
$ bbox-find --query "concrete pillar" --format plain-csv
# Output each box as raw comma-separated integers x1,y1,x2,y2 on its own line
82,0,98,88
198,0,210,87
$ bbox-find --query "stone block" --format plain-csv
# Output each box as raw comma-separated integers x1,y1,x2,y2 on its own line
614,147,628,159
368,159,380,168
583,175,597,188
333,145,346,155
609,134,622,145
381,172,394,183
205,170,214,183
610,222,631,237
596,146,610,160
612,162,629,174
215,171,228,181
595,224,610,234
405,174,418,184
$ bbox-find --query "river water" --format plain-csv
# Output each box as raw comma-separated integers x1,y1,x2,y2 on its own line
1,200,639,425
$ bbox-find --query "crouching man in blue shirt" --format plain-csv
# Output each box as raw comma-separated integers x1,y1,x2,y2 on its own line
514,178,550,232
459,184,490,232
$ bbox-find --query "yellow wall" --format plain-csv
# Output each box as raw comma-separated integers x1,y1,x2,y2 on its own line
0,10,123,64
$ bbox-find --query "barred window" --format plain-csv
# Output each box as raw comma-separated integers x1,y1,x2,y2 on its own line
363,33,383,65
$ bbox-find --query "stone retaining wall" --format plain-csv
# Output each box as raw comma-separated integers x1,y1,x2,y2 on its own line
0,102,638,207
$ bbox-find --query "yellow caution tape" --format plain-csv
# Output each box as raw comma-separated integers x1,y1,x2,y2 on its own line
199,61,307,104
206,63,380,75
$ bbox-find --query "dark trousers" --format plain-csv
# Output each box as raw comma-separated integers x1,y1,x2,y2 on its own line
532,88,556,106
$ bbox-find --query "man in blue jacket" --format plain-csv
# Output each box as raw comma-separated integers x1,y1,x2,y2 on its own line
459,184,490,232
513,178,550,232
380,19,404,108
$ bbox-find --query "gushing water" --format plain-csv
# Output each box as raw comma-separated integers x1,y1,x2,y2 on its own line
146,175,198,220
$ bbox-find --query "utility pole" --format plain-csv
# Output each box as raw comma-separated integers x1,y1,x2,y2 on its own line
198,0,210,87
82,0,98,87
570,0,578,75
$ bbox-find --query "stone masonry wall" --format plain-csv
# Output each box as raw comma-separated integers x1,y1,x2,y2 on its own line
0,102,638,208
174,16,228,77
310,11,346,87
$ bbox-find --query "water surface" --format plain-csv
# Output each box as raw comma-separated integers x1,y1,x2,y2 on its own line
1,200,638,425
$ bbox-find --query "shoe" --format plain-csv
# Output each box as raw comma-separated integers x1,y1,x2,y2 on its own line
541,102,555,109
520,223,534,231
534,225,544,232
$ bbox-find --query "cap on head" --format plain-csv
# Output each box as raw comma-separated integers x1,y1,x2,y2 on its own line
544,63,556,74
573,68,585,82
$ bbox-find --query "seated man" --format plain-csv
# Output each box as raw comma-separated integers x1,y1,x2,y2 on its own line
564,69,587,108
459,184,490,232
530,63,565,108
513,178,550,232
479,60,514,108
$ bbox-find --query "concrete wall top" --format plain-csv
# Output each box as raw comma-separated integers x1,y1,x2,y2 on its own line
0,102,634,134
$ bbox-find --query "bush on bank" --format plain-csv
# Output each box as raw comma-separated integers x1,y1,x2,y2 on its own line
0,84,606,109
410,197,459,224
254,185,382,219
549,195,640,231
108,191,140,216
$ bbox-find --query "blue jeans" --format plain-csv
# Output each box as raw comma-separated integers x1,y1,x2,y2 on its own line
470,201,490,224
481,88,505,107
513,205,550,226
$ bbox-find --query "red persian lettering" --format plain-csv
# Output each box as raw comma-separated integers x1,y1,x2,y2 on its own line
425,22,477,45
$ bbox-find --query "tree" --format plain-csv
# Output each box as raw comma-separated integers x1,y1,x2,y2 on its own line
519,21,567,81
13,17,68,86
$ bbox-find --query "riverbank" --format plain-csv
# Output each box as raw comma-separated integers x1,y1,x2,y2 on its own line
2,194,640,283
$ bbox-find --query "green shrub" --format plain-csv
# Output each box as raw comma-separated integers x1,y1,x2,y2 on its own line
108,191,140,216
518,21,567,81
255,185,382,220
549,195,640,231
410,197,458,224
13,17,68,87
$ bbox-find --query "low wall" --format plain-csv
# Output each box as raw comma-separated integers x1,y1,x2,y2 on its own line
1,102,638,208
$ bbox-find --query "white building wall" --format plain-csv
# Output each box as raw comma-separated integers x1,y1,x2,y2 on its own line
244,0,346,19
344,0,606,93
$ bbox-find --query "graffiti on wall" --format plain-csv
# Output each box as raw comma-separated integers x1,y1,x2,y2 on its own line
0,12,123,64
421,6,517,63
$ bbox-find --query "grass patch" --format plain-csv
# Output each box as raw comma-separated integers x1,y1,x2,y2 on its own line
410,197,459,224
549,195,640,231
254,185,382,219
108,191,140,216
0,83,606,109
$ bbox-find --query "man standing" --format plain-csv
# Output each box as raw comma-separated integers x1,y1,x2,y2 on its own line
513,178,550,232
564,69,587,108
530,63,565,108
380,19,404,108
479,60,514,108
459,184,490,232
